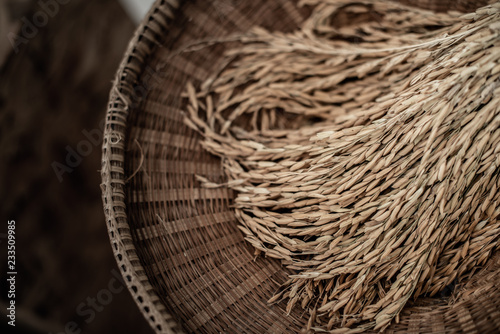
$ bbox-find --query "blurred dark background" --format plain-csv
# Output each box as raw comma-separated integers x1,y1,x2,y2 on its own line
0,0,153,333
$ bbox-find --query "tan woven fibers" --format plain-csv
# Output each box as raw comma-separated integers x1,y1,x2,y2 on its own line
183,1,500,332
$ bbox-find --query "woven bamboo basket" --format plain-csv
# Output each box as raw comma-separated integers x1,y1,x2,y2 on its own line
101,0,500,333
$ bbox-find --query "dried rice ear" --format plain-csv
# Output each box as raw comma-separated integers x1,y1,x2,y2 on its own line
183,1,500,332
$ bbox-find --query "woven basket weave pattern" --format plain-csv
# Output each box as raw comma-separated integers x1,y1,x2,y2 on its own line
101,0,500,333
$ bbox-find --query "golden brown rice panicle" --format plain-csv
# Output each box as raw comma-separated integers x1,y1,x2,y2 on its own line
184,1,500,332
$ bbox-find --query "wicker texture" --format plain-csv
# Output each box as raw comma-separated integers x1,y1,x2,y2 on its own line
101,0,500,333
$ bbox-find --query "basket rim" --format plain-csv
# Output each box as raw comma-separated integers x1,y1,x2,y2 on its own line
100,0,182,333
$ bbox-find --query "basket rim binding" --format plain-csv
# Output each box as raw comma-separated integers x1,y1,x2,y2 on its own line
100,0,182,333
100,1,500,333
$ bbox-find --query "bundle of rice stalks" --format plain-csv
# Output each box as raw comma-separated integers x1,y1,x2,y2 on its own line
183,0,500,332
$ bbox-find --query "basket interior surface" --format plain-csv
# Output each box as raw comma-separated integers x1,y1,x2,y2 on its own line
102,0,500,333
